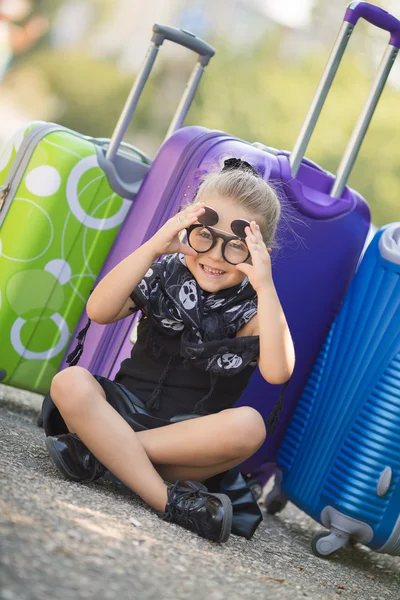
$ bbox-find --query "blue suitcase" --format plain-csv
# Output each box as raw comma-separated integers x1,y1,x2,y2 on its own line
265,224,400,558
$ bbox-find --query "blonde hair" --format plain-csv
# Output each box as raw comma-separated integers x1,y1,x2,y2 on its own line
193,167,281,248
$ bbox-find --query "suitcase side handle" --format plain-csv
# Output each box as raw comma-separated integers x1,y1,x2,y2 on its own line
91,138,151,165
344,2,400,47
105,24,215,163
289,2,400,198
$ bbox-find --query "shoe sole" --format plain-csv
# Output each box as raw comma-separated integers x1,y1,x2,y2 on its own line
211,493,233,543
45,436,85,482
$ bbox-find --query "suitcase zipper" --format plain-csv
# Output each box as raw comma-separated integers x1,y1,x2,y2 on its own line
0,123,149,223
0,123,69,223
0,122,111,225
0,183,10,211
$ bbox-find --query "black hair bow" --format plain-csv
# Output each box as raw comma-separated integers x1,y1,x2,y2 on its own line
222,158,260,177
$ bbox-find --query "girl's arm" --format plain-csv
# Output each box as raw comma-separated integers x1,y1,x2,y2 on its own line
253,287,294,384
86,240,159,324
86,203,205,324
236,222,295,385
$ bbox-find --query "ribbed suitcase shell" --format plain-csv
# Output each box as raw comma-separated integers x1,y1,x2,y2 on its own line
277,225,400,555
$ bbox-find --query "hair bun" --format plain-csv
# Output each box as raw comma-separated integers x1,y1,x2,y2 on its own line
222,157,260,178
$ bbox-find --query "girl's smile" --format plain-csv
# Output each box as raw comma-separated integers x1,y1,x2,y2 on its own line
200,263,226,277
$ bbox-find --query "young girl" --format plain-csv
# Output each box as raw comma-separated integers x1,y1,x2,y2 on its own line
43,158,295,544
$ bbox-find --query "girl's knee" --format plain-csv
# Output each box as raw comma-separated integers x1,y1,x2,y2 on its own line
50,367,96,413
226,407,266,456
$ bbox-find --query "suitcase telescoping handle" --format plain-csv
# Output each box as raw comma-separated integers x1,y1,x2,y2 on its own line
289,1,400,198
106,24,215,162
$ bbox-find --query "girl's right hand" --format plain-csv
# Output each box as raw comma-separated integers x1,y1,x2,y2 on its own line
149,202,206,257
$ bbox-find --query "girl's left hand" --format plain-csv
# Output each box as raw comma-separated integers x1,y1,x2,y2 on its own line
235,221,273,293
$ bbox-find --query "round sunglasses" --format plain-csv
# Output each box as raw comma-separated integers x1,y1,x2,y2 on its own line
186,224,251,265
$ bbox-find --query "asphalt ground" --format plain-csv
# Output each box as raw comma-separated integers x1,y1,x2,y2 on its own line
0,393,399,600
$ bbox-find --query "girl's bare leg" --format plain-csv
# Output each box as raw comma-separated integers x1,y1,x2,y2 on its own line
50,367,168,512
50,367,266,508
136,408,266,469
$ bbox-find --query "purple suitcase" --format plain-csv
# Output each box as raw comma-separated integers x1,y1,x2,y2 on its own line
61,3,398,486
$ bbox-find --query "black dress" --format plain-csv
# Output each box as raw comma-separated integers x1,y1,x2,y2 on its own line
114,317,257,418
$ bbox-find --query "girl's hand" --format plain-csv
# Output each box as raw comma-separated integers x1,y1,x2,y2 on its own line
235,221,273,293
149,203,206,257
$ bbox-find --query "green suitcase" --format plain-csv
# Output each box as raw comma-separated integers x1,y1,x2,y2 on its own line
0,121,150,392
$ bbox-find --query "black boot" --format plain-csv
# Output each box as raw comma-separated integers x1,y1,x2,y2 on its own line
45,433,106,482
160,481,232,543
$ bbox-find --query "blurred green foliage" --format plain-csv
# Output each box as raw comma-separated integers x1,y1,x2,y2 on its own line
7,9,400,226
28,50,138,136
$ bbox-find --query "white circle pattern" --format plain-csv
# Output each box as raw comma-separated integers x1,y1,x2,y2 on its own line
0,132,133,368
45,259,72,285
10,313,70,360
26,165,62,196
66,155,131,230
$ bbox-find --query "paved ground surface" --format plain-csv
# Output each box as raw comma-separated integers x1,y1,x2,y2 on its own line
0,395,399,600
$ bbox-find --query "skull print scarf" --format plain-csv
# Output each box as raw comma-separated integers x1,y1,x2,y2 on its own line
130,253,260,376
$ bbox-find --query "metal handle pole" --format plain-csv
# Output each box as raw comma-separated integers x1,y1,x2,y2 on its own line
164,62,205,140
106,43,159,162
289,22,354,177
331,44,399,197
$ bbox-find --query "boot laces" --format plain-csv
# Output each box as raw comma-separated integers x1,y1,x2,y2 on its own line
86,454,106,483
164,481,208,530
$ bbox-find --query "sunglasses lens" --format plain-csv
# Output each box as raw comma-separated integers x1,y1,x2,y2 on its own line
198,206,219,227
225,239,249,264
231,219,250,238
188,226,213,252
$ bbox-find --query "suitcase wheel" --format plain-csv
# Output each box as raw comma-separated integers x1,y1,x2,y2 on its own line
264,492,288,515
311,530,349,558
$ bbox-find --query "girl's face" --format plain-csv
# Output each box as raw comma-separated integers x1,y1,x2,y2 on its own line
185,193,259,293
